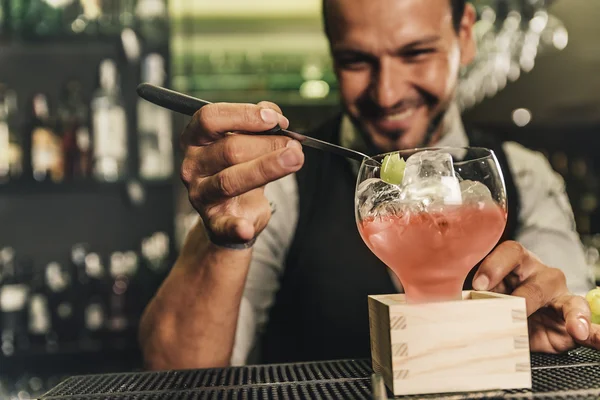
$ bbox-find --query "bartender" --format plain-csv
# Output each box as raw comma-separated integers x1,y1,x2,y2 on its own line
139,0,599,369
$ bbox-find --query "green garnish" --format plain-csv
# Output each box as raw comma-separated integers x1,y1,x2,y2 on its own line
380,153,406,184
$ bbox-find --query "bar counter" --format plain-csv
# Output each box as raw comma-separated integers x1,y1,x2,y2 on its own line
38,347,600,399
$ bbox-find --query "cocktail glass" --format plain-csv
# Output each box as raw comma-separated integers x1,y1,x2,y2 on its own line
355,147,508,303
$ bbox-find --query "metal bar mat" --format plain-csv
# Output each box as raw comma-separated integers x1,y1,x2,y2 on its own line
40,348,600,400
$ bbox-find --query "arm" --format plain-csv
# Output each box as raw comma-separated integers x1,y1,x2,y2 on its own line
503,142,595,295
139,221,254,370
138,102,304,370
140,175,299,369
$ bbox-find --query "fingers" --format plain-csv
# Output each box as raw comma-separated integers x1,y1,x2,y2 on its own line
512,267,567,316
182,102,290,147
257,101,287,121
191,141,304,205
182,134,295,179
472,241,541,291
555,294,593,342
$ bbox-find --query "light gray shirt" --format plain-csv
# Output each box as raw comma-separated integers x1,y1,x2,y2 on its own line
226,106,594,365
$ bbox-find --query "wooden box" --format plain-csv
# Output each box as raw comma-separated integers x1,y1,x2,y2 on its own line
368,291,532,396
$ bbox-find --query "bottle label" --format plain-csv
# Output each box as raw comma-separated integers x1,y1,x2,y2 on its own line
32,127,63,180
0,284,29,312
93,106,127,159
0,122,9,175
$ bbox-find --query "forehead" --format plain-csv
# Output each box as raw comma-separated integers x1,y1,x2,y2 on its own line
327,0,454,48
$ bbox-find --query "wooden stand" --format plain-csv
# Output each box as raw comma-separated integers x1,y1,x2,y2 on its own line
368,291,532,396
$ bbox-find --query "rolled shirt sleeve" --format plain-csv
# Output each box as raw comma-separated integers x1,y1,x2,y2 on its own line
230,174,300,365
504,141,595,296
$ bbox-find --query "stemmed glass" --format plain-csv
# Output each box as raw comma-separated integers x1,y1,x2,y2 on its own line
355,147,508,303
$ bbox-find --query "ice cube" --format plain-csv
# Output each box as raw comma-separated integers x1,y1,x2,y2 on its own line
459,180,494,206
356,178,403,217
401,151,462,206
402,150,456,184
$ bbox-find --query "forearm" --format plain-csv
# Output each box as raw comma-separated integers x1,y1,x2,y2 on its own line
139,220,253,370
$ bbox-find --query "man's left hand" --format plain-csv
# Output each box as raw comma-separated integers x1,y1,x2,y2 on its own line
472,240,600,353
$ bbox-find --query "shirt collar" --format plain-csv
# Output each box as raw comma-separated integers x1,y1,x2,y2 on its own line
339,102,469,153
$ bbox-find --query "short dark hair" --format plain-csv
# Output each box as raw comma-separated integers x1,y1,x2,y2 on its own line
322,0,467,38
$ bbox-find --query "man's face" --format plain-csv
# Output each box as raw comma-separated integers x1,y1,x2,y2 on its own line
328,0,476,152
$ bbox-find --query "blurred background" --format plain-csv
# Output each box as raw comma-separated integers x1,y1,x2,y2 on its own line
0,0,599,398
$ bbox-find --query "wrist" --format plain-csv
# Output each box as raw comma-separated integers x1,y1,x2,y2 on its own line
205,227,257,250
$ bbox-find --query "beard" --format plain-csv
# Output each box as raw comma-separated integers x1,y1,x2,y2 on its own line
344,102,451,156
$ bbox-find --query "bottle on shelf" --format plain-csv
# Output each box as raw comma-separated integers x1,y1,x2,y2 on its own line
119,0,137,29
27,263,51,351
78,251,109,346
58,79,91,180
135,0,168,47
91,59,128,182
44,261,78,347
76,0,101,36
0,0,7,40
138,53,173,180
61,0,87,36
20,0,65,39
0,85,22,184
98,0,122,36
107,251,138,334
0,248,30,356
30,93,64,183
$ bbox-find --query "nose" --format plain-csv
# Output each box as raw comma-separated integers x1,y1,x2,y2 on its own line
369,57,409,109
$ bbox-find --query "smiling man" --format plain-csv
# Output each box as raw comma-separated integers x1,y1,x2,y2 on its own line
139,0,597,369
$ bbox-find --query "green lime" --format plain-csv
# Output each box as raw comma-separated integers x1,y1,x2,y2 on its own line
586,288,600,316
380,153,406,185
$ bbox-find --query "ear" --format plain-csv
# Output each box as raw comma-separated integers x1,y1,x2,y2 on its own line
458,3,477,66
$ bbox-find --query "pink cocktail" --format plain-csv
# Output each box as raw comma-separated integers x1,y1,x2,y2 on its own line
355,148,508,303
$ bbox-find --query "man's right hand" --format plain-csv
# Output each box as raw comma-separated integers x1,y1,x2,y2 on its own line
180,102,304,247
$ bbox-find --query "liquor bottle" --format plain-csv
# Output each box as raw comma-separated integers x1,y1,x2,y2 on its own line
78,0,101,36
107,252,130,333
30,94,64,183
27,264,51,350
45,261,78,348
0,85,22,184
76,126,92,178
119,0,136,29
58,80,90,180
7,0,26,38
91,59,128,182
138,53,173,180
0,248,30,356
20,0,65,39
79,252,108,345
141,232,171,290
0,87,11,184
0,0,7,40
98,0,121,36
135,0,168,48
61,0,86,36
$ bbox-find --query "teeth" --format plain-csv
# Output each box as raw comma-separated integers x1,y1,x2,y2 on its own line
386,108,415,122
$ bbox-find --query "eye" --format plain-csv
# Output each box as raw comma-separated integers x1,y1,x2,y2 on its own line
334,52,374,71
402,48,436,60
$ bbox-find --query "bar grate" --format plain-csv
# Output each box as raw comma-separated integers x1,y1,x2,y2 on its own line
530,348,600,368
42,359,372,398
40,350,600,400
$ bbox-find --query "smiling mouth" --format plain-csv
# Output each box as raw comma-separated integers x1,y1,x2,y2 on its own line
384,108,416,122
